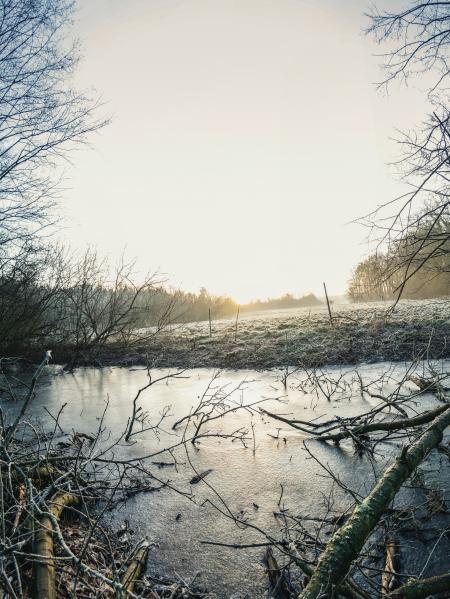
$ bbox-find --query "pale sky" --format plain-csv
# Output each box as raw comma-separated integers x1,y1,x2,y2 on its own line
61,0,430,303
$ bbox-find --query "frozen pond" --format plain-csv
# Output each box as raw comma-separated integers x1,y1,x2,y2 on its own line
2,361,449,597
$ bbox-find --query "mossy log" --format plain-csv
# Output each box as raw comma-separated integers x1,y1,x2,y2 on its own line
289,544,369,599
298,405,450,599
120,541,149,594
33,492,79,599
387,573,450,598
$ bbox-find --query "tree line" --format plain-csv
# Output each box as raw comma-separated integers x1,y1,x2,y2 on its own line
348,209,450,302
0,243,323,357
241,292,321,312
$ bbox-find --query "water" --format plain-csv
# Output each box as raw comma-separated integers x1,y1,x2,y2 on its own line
2,362,449,597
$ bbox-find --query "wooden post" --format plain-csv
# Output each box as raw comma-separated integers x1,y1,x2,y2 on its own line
234,305,240,342
323,282,333,326
208,307,212,337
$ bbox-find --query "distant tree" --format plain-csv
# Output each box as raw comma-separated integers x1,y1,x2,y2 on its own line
347,254,391,302
242,293,321,312
348,211,450,302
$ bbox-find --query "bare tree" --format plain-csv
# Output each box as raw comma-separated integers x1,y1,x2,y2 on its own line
367,2,450,92
0,243,71,352
0,0,107,262
60,249,174,363
362,2,450,304
0,0,108,354
348,212,449,302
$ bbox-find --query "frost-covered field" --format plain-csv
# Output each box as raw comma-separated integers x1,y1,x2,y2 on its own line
137,298,450,369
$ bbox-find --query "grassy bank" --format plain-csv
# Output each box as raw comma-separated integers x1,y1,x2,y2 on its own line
50,298,450,370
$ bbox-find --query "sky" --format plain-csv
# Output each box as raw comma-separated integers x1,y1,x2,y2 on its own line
61,0,431,303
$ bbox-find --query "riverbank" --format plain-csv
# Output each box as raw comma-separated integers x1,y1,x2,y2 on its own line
51,298,449,370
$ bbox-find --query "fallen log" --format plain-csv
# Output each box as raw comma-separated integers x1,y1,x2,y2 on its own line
120,541,149,595
298,405,450,599
288,544,369,599
33,492,80,599
387,573,450,598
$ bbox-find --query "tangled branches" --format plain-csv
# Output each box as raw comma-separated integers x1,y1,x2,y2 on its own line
0,358,215,598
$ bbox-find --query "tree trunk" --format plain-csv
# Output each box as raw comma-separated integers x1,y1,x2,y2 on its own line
388,573,450,598
298,405,450,599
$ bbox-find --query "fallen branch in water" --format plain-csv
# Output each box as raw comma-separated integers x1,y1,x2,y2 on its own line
317,404,449,443
172,371,279,446
261,402,449,444
407,374,450,399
